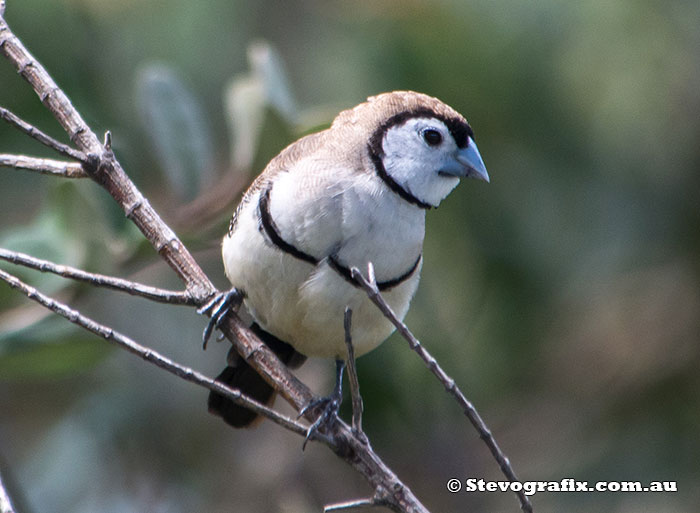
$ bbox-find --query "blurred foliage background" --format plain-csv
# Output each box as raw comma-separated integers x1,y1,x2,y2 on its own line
1,0,699,512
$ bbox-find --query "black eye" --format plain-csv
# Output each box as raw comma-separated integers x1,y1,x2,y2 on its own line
422,128,443,146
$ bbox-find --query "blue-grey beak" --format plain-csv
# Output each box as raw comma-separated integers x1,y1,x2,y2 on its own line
455,137,489,182
438,136,489,182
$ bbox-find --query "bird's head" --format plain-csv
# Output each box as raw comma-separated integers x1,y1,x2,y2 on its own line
335,91,489,209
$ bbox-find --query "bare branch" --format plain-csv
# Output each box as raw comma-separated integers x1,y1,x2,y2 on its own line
343,307,365,438
0,2,318,436
2,258,429,511
0,247,194,305
0,8,322,472
0,267,308,436
324,497,378,512
0,13,455,513
0,106,86,161
352,263,533,513
325,487,394,512
1,16,211,300
0,463,17,513
0,153,86,177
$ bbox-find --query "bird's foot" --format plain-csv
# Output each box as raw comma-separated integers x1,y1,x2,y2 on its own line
197,288,243,350
299,359,345,449
299,391,342,450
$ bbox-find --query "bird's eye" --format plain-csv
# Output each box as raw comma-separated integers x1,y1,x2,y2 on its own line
422,128,443,146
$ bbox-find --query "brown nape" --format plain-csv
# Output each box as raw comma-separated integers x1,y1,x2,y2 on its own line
208,323,307,428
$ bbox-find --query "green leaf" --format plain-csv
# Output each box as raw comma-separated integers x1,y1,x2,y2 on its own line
135,64,215,201
0,196,85,296
0,316,110,380
224,73,266,171
224,40,298,171
0,180,140,334
247,41,297,123
0,181,128,294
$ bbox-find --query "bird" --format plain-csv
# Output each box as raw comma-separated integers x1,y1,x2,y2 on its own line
206,90,489,431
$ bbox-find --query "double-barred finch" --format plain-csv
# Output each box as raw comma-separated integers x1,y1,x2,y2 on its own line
208,91,489,428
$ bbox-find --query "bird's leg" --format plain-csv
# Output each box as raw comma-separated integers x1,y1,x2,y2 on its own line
299,359,345,449
197,288,244,350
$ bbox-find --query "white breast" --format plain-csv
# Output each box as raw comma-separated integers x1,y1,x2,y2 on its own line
222,171,425,359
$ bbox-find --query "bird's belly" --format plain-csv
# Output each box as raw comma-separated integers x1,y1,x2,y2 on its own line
292,263,420,358
223,228,420,359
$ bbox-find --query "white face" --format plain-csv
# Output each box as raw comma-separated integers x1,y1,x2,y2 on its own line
381,117,465,207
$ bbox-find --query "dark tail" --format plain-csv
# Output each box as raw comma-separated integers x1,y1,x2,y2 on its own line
208,323,306,428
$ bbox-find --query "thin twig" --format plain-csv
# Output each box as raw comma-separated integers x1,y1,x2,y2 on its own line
0,14,433,513
0,247,194,305
324,497,376,512
352,263,533,513
343,307,365,438
0,267,308,436
1,0,314,420
1,19,211,300
0,153,86,177
0,107,86,162
325,487,393,512
0,463,16,513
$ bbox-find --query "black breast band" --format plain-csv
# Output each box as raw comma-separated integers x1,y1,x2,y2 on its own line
258,184,420,291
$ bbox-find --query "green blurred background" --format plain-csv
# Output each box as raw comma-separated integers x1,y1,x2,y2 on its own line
1,0,698,511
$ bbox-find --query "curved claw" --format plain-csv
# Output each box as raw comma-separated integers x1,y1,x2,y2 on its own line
300,394,342,450
299,359,346,449
198,288,243,350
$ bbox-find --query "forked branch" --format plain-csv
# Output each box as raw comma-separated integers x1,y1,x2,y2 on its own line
0,247,193,305
0,106,87,161
0,154,86,177
0,9,434,513
0,4,314,423
0,267,309,436
352,263,533,513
